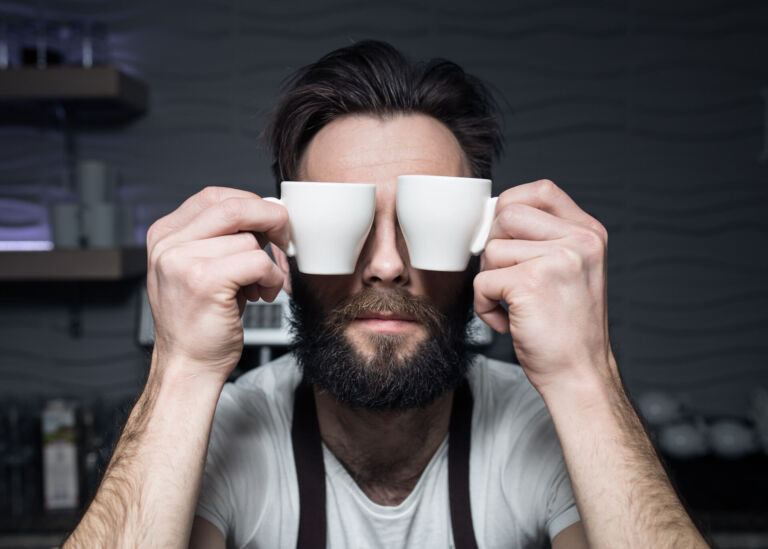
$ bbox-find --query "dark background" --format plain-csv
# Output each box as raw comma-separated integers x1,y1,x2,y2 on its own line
0,0,766,547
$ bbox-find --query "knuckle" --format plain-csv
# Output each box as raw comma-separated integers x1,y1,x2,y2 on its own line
593,221,609,243
583,213,608,239
148,246,160,270
570,230,605,265
578,228,605,255
252,248,272,268
554,246,583,273
472,272,485,293
497,205,519,231
484,238,502,259
149,239,168,268
185,260,212,292
200,185,225,203
238,231,259,249
146,217,170,251
498,187,514,200
146,221,160,246
153,245,182,277
219,197,245,221
251,249,278,279
497,188,515,206
535,178,558,197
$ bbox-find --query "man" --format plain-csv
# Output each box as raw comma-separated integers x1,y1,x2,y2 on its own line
64,41,709,548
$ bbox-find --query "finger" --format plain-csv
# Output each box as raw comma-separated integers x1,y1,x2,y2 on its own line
476,303,508,335
487,202,577,242
167,231,261,260
149,186,264,242
496,179,603,233
242,284,261,302
482,238,552,271
473,266,531,334
164,196,290,250
242,281,281,303
213,249,285,301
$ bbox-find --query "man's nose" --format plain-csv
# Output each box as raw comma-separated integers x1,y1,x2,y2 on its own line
359,216,410,287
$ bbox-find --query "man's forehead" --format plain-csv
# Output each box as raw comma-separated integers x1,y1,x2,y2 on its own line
298,113,469,182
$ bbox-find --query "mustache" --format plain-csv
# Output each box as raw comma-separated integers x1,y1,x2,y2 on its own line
323,288,446,337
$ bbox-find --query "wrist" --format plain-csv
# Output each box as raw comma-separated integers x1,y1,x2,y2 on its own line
150,347,231,391
536,350,623,413
124,352,227,460
153,365,228,403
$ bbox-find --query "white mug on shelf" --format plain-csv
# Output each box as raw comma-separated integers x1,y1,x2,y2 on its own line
77,160,116,205
50,202,81,248
82,203,117,248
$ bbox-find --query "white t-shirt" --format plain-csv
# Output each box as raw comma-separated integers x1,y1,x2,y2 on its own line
196,353,580,548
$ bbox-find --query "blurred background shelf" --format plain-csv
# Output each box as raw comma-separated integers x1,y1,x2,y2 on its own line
0,67,148,127
0,247,146,280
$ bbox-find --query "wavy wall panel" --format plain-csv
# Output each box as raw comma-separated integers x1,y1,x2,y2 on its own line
0,0,765,417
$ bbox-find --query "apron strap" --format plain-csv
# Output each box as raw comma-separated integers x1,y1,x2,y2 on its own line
291,379,327,549
292,378,479,549
448,379,479,549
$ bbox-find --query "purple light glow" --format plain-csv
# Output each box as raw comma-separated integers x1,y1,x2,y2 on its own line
0,240,54,251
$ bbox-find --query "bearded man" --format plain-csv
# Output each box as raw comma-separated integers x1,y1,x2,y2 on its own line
64,41,710,549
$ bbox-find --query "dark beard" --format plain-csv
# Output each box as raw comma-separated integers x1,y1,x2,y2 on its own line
288,258,479,410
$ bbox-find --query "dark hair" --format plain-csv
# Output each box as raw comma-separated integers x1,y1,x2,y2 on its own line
264,40,503,190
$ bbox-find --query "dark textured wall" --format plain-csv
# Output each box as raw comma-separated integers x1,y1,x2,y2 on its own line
0,0,766,418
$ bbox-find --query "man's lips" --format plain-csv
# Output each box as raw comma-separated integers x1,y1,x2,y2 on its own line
352,311,418,333
355,312,415,321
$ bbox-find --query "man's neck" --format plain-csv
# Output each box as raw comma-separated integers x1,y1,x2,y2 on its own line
313,387,454,506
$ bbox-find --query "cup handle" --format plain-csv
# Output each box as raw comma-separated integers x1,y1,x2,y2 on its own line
469,196,498,255
262,197,296,257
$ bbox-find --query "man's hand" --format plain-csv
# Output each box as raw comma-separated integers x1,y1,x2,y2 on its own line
146,186,290,380
64,186,291,549
473,178,614,392
474,179,710,548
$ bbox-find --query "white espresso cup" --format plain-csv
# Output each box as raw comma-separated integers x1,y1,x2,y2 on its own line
264,181,376,274
396,175,498,271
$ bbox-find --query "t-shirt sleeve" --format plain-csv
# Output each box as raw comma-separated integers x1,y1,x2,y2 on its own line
193,375,291,546
543,454,581,540
529,405,581,540
500,380,581,543
194,394,236,539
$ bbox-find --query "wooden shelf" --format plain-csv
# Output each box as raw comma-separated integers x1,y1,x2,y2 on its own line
0,66,148,126
0,247,146,281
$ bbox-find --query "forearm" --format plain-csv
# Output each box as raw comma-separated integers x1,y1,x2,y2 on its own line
63,356,226,549
539,353,709,549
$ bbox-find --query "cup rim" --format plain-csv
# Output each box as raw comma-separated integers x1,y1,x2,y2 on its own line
397,174,491,184
281,180,376,188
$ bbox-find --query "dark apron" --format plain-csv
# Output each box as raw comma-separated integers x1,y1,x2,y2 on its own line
291,378,479,549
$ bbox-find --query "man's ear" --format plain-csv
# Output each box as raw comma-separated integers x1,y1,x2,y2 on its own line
270,243,293,296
